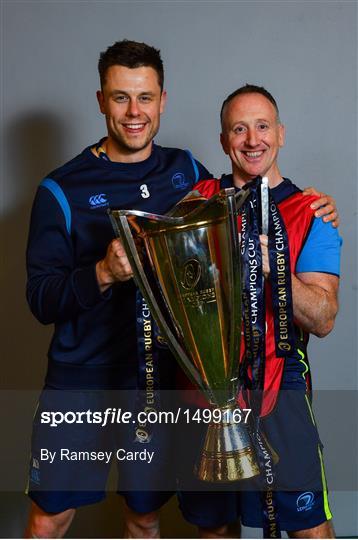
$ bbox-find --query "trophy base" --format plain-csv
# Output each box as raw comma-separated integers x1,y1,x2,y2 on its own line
195,406,261,482
196,447,260,482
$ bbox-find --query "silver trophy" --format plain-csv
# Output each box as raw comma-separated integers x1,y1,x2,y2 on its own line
109,188,260,482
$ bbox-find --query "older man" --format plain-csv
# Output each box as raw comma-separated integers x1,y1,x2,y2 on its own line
178,85,341,539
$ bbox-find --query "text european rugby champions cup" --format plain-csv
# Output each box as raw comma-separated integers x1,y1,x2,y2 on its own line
109,188,260,482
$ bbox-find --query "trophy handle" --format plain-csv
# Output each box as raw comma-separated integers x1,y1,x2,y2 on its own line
109,213,211,401
224,187,250,398
226,191,242,398
234,186,250,208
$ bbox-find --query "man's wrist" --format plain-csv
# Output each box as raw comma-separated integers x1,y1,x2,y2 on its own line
96,260,114,293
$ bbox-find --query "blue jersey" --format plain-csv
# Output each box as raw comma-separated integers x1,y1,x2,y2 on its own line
269,178,342,276
26,142,210,389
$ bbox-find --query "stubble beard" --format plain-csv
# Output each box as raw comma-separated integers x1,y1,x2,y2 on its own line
109,121,160,157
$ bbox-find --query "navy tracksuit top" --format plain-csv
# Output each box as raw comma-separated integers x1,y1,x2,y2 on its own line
26,142,210,389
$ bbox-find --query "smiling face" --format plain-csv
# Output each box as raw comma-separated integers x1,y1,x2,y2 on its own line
96,65,166,162
220,92,285,187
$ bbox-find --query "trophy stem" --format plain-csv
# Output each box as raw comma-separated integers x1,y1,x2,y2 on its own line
195,405,260,482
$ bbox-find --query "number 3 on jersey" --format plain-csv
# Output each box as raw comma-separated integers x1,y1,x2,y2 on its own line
140,184,150,199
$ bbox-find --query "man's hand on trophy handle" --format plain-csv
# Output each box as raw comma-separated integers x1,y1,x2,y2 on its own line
96,238,133,292
259,234,270,280
302,187,339,228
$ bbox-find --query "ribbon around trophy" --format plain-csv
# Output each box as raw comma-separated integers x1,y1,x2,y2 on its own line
239,176,295,539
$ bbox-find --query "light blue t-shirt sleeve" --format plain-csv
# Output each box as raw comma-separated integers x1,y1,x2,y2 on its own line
296,217,342,276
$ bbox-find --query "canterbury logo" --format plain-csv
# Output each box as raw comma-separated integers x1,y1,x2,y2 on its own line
89,194,108,206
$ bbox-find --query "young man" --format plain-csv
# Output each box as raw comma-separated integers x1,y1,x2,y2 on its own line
25,40,338,538
177,85,341,539
24,40,212,539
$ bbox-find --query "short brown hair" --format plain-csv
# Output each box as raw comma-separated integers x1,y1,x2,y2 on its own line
98,39,164,90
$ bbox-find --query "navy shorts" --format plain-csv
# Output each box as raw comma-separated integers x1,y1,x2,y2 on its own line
177,388,332,531
27,386,175,514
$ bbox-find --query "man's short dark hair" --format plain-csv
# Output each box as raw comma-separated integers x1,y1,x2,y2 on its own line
220,84,280,126
98,40,164,90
